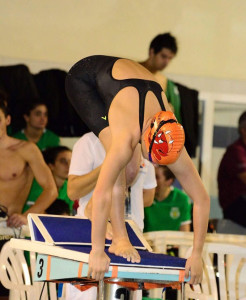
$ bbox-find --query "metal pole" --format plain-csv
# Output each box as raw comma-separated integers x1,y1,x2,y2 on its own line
98,280,104,300
181,282,185,300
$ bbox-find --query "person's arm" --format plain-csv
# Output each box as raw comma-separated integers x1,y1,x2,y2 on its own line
22,143,58,215
228,145,246,184
67,134,104,200
143,188,155,207
68,166,101,200
7,143,57,227
179,223,191,232
238,172,246,185
142,161,157,207
179,193,191,232
168,148,210,285
88,136,136,280
92,137,134,246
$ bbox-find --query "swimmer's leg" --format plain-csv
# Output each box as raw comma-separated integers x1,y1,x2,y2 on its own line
108,169,140,263
125,143,141,187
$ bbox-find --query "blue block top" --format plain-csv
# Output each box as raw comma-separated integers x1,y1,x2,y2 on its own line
35,216,144,248
62,244,186,269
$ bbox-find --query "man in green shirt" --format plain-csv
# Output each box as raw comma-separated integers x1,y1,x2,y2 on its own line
144,166,191,232
140,32,182,123
13,101,60,151
23,146,74,214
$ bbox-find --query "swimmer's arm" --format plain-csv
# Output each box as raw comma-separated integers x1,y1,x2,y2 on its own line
168,148,209,284
21,143,58,215
143,188,155,207
68,166,101,200
91,137,134,251
169,148,209,255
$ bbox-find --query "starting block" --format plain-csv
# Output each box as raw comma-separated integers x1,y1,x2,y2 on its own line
10,214,190,299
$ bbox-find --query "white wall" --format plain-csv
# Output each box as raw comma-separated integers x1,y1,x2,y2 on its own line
1,0,246,81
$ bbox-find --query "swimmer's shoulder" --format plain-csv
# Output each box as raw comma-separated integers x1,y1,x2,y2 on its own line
153,72,167,91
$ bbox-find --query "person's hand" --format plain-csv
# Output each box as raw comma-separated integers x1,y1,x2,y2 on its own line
185,253,203,285
88,249,110,281
7,213,27,228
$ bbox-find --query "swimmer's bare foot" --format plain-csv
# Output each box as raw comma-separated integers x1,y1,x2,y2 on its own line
108,238,140,263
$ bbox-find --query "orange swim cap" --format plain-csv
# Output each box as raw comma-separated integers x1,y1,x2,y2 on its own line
144,111,185,165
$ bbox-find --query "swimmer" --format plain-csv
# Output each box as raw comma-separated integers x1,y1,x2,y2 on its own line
65,55,210,284
0,99,57,227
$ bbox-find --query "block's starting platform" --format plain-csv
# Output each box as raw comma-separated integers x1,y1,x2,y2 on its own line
10,214,189,299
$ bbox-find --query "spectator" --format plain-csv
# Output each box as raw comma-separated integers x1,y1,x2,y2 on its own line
0,89,8,106
46,199,70,216
0,98,57,227
218,111,246,227
144,166,191,232
13,100,60,150
0,89,12,136
140,32,182,123
23,146,74,215
0,98,57,298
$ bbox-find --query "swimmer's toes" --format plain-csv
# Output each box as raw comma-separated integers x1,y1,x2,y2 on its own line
133,253,141,263
108,244,116,254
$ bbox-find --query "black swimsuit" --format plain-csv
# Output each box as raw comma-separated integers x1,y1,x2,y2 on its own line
65,55,165,136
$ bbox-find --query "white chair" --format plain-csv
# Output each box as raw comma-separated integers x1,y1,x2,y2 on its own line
144,231,246,300
185,243,246,300
0,241,58,300
143,230,246,252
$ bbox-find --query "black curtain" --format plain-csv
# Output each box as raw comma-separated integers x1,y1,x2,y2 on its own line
0,64,39,133
175,83,199,158
33,69,89,136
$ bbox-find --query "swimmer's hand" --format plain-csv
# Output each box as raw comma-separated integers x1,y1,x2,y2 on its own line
108,238,141,263
185,253,203,285
7,213,27,228
88,249,110,281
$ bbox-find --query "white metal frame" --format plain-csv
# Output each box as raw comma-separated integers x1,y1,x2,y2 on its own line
199,92,246,193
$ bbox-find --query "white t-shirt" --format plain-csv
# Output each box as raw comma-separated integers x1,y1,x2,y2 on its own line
69,132,156,231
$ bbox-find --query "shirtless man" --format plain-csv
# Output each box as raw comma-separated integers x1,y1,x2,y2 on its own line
65,55,210,284
0,100,58,227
